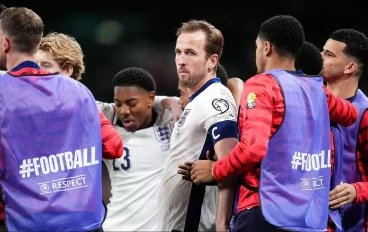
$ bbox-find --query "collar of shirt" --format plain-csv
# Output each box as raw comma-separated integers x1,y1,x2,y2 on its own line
11,60,41,72
9,61,50,76
190,78,221,102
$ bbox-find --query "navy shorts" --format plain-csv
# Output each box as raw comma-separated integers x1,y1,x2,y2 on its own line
231,206,282,232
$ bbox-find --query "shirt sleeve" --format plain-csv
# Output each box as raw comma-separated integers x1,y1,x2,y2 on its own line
99,110,123,159
323,85,358,127
96,101,117,124
353,110,368,203
199,87,238,145
152,95,167,111
213,74,276,182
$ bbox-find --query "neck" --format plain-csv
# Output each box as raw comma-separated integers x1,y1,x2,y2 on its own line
139,108,154,130
264,57,296,72
326,76,358,99
7,51,35,71
188,73,215,96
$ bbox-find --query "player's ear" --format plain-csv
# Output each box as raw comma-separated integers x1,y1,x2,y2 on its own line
264,41,272,56
208,54,218,70
147,91,156,107
344,61,357,75
62,65,74,78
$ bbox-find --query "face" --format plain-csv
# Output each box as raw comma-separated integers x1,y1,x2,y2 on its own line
320,39,351,81
255,36,267,74
114,86,155,132
175,31,214,88
178,83,189,110
35,50,73,77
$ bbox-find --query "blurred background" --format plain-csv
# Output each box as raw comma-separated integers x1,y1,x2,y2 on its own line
4,1,368,102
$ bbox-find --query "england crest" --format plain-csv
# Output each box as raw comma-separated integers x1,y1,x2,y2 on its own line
154,123,172,144
177,109,191,127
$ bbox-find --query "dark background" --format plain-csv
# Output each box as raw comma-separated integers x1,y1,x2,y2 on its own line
4,1,368,102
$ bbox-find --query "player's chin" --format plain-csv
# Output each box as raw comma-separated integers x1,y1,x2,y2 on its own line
124,123,138,132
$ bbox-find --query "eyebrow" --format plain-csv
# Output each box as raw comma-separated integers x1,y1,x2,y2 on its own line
40,61,51,65
113,98,138,103
323,48,336,56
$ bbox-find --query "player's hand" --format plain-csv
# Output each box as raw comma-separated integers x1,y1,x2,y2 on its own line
170,101,183,122
163,97,183,122
329,183,357,209
178,161,194,182
191,160,215,185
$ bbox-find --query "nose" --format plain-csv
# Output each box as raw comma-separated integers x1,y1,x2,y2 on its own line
176,54,185,66
119,104,130,116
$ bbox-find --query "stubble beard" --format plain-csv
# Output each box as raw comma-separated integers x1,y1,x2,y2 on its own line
178,69,206,88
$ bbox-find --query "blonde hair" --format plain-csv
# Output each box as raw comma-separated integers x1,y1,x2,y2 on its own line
39,32,85,80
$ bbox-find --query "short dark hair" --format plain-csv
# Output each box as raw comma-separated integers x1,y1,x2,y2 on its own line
112,67,156,92
216,63,228,86
330,29,368,76
295,41,323,75
258,15,304,59
0,7,44,54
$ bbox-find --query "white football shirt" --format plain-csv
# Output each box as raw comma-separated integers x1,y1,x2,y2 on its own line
157,78,238,231
97,101,174,231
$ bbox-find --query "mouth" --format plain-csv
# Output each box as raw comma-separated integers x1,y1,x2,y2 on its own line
122,120,134,128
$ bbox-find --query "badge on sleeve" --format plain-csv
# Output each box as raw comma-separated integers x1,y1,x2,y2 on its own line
247,92,256,109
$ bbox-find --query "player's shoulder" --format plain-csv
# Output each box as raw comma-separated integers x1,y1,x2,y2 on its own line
193,84,236,116
245,73,279,92
201,82,233,100
246,73,276,84
96,101,114,111
96,101,116,123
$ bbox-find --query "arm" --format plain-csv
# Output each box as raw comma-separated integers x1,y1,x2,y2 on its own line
213,138,238,232
96,101,116,123
323,85,358,127
102,162,112,204
153,95,183,122
329,110,368,208
152,95,167,111
227,77,244,109
99,109,123,159
187,88,239,231
212,75,275,182
353,110,368,203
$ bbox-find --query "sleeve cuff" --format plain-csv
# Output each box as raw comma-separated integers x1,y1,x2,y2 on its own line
352,183,361,204
212,161,221,182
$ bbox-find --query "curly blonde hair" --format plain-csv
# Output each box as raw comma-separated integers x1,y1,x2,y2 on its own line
39,32,85,80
